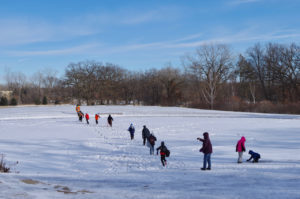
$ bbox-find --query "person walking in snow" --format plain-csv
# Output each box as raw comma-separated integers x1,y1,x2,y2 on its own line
79,111,84,122
197,132,213,170
95,113,100,124
156,141,169,166
76,104,81,120
236,136,246,163
107,114,113,127
147,133,157,155
247,150,261,163
142,125,150,145
85,113,90,124
128,123,135,140
76,104,80,112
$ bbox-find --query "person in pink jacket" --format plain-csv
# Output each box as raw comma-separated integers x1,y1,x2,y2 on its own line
236,136,246,163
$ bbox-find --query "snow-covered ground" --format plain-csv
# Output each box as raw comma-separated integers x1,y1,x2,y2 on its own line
0,105,300,199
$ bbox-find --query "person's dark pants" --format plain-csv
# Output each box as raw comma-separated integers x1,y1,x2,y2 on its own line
108,121,112,127
161,155,166,166
96,119,98,124
86,119,89,124
143,138,146,145
79,116,82,122
130,133,134,140
253,158,259,162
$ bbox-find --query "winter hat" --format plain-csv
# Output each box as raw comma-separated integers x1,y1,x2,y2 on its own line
203,132,209,138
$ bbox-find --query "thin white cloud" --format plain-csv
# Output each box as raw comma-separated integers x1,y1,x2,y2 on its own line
229,0,262,5
120,7,180,25
0,18,100,46
3,25,300,57
96,28,300,54
0,6,181,47
6,43,98,56
121,11,160,25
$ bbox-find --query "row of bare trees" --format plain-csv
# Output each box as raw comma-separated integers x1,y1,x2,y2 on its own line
3,68,64,105
64,61,184,106
1,42,299,113
237,43,300,104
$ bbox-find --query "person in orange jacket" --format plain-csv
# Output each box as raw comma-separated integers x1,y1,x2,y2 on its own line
95,114,100,124
85,113,90,124
76,104,80,113
76,104,81,120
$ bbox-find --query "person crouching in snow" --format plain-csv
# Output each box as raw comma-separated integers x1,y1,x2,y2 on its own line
156,141,169,166
128,123,135,140
95,113,100,124
197,132,213,170
247,150,261,163
85,113,90,124
236,136,246,163
107,114,113,127
148,133,157,155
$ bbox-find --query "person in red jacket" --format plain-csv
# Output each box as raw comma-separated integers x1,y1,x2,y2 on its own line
236,136,246,163
85,113,90,124
197,132,213,170
95,114,100,124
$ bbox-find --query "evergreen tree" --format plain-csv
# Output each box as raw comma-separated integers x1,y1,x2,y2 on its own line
42,96,48,105
10,98,17,106
0,97,8,106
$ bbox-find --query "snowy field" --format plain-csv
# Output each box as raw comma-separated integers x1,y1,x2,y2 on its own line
0,105,300,199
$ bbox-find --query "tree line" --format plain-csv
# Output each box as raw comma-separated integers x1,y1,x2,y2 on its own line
1,42,300,114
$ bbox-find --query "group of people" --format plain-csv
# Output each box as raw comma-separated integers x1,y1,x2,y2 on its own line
76,104,114,127
127,124,170,167
76,105,261,169
197,133,261,171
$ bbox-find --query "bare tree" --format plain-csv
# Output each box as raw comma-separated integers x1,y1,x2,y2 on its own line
65,61,98,105
237,55,257,103
32,71,44,102
247,43,270,100
280,43,300,101
5,69,27,104
185,44,234,109
158,65,183,106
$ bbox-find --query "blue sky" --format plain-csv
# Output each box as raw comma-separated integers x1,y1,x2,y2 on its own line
0,0,300,79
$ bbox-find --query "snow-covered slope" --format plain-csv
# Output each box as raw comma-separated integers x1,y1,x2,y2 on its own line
0,105,300,199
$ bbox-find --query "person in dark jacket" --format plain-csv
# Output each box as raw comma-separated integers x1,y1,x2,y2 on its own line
107,114,113,127
128,123,135,140
148,133,157,155
156,141,168,166
247,150,261,163
197,132,213,170
142,125,150,145
79,111,84,122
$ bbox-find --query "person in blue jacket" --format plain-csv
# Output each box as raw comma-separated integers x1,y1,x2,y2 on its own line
247,150,261,163
128,123,135,140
